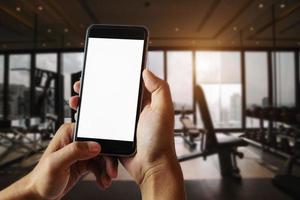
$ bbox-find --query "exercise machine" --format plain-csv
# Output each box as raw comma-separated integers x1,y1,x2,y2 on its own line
0,68,59,170
273,139,300,199
177,85,248,178
244,106,300,157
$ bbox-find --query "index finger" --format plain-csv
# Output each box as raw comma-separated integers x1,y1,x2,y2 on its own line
43,123,74,156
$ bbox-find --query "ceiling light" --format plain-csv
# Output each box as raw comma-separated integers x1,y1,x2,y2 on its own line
47,28,52,33
175,27,179,32
250,26,254,31
258,3,264,8
37,5,43,11
233,26,238,31
280,4,285,8
16,6,21,12
64,28,69,33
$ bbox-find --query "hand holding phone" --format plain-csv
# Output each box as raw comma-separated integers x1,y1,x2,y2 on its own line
72,25,184,199
70,70,185,199
73,25,148,156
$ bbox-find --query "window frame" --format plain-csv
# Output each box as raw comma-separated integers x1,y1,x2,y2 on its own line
0,47,298,132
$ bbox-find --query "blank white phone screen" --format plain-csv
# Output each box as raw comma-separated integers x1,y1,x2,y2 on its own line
77,37,144,142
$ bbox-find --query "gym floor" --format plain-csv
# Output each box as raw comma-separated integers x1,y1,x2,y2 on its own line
0,137,298,200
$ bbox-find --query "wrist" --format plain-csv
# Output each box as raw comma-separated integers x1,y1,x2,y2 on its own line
140,156,185,200
0,173,42,200
17,173,43,200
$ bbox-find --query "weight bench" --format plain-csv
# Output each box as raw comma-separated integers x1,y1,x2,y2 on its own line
178,85,248,178
179,115,201,150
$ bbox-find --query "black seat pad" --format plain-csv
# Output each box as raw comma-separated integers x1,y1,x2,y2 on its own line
216,133,248,148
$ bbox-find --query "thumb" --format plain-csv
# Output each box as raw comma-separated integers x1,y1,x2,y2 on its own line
52,141,101,169
142,69,173,111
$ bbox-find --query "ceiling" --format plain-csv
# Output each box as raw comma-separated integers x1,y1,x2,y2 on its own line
0,0,300,50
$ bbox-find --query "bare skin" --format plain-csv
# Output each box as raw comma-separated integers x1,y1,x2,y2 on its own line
0,69,185,200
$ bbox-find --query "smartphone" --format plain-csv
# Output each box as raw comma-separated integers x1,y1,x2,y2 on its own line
73,25,149,156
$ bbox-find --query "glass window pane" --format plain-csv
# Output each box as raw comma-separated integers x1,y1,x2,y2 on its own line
167,51,193,108
9,54,31,119
196,51,242,128
273,52,295,107
245,52,269,128
36,53,57,72
62,53,83,100
148,51,164,80
0,55,3,84
167,51,193,129
197,51,241,84
62,52,83,121
0,55,4,118
35,53,57,116
245,52,269,107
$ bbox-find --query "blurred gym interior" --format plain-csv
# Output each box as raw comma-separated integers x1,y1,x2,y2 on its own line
0,0,300,199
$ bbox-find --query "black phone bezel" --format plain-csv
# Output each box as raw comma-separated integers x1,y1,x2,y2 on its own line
73,24,149,156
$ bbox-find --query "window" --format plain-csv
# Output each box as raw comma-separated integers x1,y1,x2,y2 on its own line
0,55,4,118
167,51,193,109
196,51,242,128
245,52,269,107
62,52,83,121
245,52,269,128
36,53,57,72
9,54,31,119
148,51,164,80
167,51,193,129
273,52,295,107
0,55,3,84
35,53,57,116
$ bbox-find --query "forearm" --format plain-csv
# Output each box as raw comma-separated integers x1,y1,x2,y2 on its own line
140,158,185,200
0,174,41,200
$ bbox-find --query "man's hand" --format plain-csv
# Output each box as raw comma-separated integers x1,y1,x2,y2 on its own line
121,69,185,200
120,69,178,182
0,69,185,200
70,69,185,200
0,123,118,200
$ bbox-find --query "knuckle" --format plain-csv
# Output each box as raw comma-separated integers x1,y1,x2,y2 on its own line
72,142,88,152
161,81,170,91
59,123,70,133
61,123,69,129
57,123,73,136
71,142,81,152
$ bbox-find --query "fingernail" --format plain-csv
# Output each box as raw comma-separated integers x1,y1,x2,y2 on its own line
87,142,100,153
